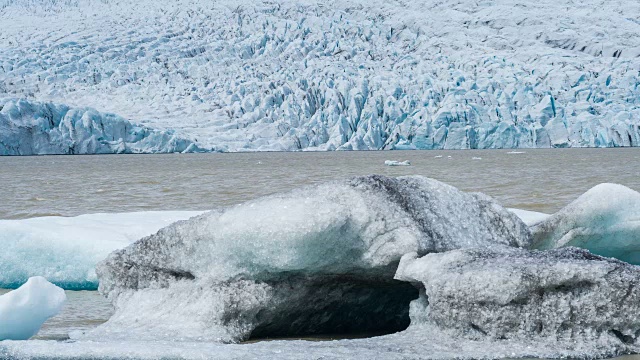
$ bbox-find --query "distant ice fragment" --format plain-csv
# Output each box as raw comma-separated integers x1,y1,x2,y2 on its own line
0,277,66,340
531,183,640,264
384,160,411,166
508,208,550,226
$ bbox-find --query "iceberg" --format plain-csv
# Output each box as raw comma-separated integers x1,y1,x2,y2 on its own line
395,247,640,353
0,211,204,289
531,183,640,264
0,99,203,155
384,160,411,166
0,277,66,340
89,175,530,342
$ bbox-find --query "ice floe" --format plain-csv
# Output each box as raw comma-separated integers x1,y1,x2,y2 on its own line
0,211,204,289
531,183,640,264
0,277,66,340
384,160,411,166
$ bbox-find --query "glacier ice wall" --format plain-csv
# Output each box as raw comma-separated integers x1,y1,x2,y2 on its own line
0,99,202,155
395,247,640,354
0,211,203,289
1,0,639,152
531,183,640,264
91,175,530,342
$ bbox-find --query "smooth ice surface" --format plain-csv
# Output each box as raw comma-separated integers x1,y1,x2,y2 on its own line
0,211,203,289
395,247,640,356
1,330,634,360
531,183,640,264
0,277,66,340
91,175,530,342
0,98,201,155
508,208,550,226
1,0,639,152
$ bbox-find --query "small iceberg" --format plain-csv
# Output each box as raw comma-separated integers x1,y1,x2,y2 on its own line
385,160,411,166
0,277,66,340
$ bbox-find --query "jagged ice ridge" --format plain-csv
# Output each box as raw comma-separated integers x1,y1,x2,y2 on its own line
0,0,639,152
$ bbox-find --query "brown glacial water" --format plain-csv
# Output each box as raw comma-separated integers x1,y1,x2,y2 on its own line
1,148,639,220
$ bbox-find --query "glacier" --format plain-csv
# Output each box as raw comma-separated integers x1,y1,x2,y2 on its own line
531,183,640,264
0,0,639,152
0,211,203,289
0,277,66,340
89,175,530,342
0,98,202,155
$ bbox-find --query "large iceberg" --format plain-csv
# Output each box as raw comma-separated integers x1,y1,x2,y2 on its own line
0,211,203,289
0,98,202,155
89,175,530,342
395,247,640,355
531,183,640,264
0,277,66,340
0,0,639,152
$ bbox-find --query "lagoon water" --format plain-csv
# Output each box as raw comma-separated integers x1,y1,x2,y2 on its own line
1,148,640,352
2,148,640,220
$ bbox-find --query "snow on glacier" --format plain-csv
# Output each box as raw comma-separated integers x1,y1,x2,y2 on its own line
0,98,201,155
0,0,639,152
0,211,203,289
531,183,640,264
89,175,529,343
0,277,66,340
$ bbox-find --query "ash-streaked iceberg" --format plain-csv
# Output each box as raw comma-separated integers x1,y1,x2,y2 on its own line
531,183,640,264
0,211,204,289
90,175,530,342
0,277,66,341
0,99,203,155
395,247,640,354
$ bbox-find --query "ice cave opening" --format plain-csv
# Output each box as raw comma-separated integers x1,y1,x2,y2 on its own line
246,274,419,340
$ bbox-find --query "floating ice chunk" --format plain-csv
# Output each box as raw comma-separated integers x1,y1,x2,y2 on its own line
434,155,443,158
91,175,530,342
531,183,640,264
0,211,204,289
0,277,66,340
508,208,550,226
507,151,526,154
384,160,411,166
472,157,482,160
395,247,640,352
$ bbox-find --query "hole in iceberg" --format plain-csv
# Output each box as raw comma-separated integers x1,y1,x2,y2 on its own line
247,275,419,341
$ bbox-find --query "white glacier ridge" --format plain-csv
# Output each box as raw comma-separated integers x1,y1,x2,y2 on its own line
0,98,202,155
0,0,639,152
